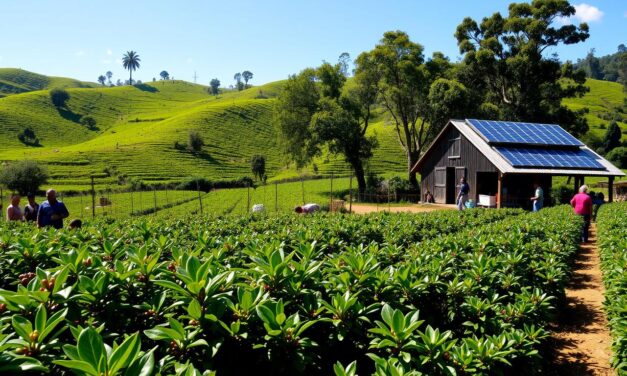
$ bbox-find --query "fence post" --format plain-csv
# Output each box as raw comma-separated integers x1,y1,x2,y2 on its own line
196,180,203,215
247,184,251,213
301,177,305,205
90,176,96,218
349,173,353,214
153,187,157,215
275,181,278,213
130,190,134,216
80,194,84,219
330,172,334,212
139,190,143,214
387,185,391,212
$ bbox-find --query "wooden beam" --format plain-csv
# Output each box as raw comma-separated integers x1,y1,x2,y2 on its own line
608,176,614,203
497,173,502,209
573,176,579,194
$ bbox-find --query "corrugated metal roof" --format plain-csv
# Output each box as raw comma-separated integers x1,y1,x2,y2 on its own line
412,120,625,177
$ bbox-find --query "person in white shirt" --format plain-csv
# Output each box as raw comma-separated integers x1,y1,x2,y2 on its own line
295,203,320,214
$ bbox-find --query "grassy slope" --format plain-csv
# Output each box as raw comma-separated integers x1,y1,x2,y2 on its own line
0,71,624,192
0,68,96,97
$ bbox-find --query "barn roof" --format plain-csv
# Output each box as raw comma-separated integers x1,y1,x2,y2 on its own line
411,119,625,177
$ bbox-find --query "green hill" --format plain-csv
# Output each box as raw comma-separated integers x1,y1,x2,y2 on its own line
0,68,96,97
0,70,624,192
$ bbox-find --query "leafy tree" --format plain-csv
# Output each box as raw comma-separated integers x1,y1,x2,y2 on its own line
97,75,106,86
250,155,266,181
234,72,243,91
0,160,49,195
454,0,590,137
17,127,40,146
160,71,169,80
606,146,627,168
355,31,434,188
242,71,253,88
188,131,204,153
338,52,351,76
602,121,622,153
122,51,141,85
275,61,378,194
80,115,97,130
106,71,113,85
209,79,221,95
50,88,70,108
116,79,123,86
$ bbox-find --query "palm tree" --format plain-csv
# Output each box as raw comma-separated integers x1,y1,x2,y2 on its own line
122,51,141,85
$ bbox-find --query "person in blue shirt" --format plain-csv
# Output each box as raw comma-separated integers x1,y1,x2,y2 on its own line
37,189,69,229
457,177,470,210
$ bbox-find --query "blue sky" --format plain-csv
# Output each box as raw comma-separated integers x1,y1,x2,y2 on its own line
1,1,624,87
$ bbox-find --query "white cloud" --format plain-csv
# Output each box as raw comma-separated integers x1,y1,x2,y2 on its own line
573,3,603,22
106,49,112,56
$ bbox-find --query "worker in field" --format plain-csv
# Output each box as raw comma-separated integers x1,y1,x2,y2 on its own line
570,185,593,243
37,189,69,229
456,177,469,210
23,193,39,222
530,183,544,212
295,203,320,214
6,194,24,221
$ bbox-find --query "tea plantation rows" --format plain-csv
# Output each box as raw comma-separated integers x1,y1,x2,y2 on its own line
597,202,627,373
0,205,611,375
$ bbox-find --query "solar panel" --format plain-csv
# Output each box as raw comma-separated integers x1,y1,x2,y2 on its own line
467,119,583,146
495,147,605,169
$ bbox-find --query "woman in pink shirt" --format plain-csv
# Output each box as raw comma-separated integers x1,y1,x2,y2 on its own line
570,185,593,242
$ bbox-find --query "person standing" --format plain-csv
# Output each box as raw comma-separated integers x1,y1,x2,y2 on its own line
530,183,544,212
570,185,593,243
37,189,69,229
23,193,39,222
457,177,470,210
6,194,24,221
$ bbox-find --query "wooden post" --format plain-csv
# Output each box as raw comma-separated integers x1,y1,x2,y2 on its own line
349,173,353,214
301,177,305,205
608,176,614,203
330,172,334,211
275,181,278,213
130,191,134,216
573,176,579,194
497,173,502,209
90,176,96,218
247,184,250,213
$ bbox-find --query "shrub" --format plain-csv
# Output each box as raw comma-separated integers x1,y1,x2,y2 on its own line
188,131,204,153
49,88,70,107
17,127,40,146
551,184,574,205
606,146,627,168
80,115,97,130
0,160,49,195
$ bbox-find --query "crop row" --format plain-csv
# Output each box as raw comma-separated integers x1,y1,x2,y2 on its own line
596,202,627,373
0,207,578,375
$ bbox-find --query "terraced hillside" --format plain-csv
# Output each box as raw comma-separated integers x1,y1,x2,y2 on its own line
0,68,96,97
0,69,624,192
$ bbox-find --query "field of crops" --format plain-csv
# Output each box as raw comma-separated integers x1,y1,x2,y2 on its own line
0,204,595,375
596,202,627,372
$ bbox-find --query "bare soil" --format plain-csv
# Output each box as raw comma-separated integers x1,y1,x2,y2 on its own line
548,224,615,376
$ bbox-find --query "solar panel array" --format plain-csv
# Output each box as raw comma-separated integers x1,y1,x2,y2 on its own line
495,147,605,170
466,119,583,146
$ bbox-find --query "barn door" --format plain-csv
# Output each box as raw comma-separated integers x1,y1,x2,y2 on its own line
434,167,446,203
455,167,466,186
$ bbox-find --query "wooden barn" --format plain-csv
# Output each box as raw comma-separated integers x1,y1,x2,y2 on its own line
412,119,625,208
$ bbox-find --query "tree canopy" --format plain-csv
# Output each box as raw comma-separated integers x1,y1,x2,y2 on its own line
122,51,141,84
0,160,49,196
209,79,221,95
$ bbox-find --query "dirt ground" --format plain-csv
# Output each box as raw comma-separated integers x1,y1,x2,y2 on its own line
548,224,615,376
349,203,456,214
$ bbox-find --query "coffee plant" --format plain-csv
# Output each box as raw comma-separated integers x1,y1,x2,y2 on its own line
0,207,583,374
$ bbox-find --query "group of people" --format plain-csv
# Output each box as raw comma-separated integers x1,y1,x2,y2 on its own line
3,189,80,229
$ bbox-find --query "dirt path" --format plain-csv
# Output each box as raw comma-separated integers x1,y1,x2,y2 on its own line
349,203,455,214
549,224,615,375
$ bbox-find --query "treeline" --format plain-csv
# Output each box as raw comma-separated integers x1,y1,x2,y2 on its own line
574,45,627,86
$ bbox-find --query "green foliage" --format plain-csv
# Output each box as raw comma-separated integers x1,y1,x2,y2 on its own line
242,71,253,88
97,75,106,86
602,121,622,153
0,160,49,195
550,185,574,205
454,0,590,136
80,115,97,130
188,131,205,153
575,45,627,84
209,79,220,95
251,155,266,181
49,88,70,108
0,68,96,97
17,126,40,146
596,202,627,371
160,71,170,80
122,51,141,84
605,146,627,168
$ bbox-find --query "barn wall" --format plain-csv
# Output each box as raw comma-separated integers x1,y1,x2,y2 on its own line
419,125,498,203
